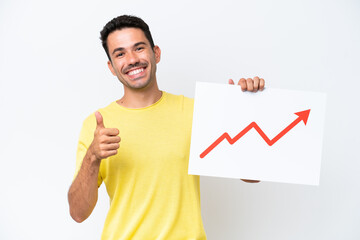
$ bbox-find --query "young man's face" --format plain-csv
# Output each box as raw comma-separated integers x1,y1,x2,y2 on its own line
106,28,161,90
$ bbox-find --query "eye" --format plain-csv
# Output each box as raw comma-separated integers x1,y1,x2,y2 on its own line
135,47,144,51
116,52,124,57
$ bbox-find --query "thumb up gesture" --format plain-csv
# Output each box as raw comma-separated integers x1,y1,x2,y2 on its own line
89,111,121,162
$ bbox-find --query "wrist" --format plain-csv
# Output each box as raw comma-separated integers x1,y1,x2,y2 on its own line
85,148,101,167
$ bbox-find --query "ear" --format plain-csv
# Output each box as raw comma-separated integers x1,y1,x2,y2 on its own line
153,45,161,64
107,60,116,76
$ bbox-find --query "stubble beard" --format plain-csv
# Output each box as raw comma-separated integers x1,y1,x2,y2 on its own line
119,76,152,90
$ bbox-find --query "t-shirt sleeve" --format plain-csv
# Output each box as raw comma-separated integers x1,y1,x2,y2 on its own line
73,113,103,187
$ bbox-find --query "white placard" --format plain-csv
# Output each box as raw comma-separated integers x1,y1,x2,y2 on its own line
189,82,327,185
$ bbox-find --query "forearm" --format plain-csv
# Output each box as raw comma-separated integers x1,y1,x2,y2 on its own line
68,150,100,223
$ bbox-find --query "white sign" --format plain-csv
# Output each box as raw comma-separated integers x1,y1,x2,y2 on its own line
189,82,327,185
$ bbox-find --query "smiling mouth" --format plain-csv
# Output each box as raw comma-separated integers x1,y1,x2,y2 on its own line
127,68,145,76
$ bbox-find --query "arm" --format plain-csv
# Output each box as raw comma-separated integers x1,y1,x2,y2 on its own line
229,76,265,184
68,111,120,222
68,150,101,222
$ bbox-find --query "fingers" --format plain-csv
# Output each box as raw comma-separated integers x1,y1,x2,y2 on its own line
253,76,260,91
238,78,247,91
96,149,118,160
95,112,119,135
95,111,104,129
233,76,265,92
105,150,118,157
91,111,121,161
106,135,121,143
98,128,120,137
228,79,235,85
95,136,120,159
97,135,121,145
96,128,120,147
240,179,261,183
259,78,265,90
102,143,120,150
246,78,254,92
92,134,120,160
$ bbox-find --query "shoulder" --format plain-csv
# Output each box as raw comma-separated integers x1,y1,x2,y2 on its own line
162,92,194,120
164,92,194,107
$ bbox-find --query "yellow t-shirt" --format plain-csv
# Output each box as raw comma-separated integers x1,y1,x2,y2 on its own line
74,92,207,240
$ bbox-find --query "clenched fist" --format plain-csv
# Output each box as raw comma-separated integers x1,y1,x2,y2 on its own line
88,111,121,162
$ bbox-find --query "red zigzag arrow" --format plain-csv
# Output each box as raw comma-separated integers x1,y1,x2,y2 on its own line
200,109,311,158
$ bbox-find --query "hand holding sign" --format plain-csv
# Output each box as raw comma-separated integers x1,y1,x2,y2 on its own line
228,76,265,92
88,111,121,162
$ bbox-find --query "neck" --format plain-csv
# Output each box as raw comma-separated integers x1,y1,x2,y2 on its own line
117,81,162,109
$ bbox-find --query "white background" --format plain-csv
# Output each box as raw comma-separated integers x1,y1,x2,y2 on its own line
0,0,359,239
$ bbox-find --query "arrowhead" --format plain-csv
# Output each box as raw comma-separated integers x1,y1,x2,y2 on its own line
294,109,311,125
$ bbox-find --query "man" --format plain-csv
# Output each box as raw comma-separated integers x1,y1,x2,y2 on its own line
68,15,264,240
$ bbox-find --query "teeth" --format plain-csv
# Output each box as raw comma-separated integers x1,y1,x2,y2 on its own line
128,68,144,76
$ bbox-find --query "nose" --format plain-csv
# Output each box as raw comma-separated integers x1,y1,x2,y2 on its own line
126,51,140,65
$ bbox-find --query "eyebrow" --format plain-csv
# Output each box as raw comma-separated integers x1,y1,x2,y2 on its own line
112,42,147,55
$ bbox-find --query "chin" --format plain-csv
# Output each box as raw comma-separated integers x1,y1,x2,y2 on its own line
129,80,152,90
